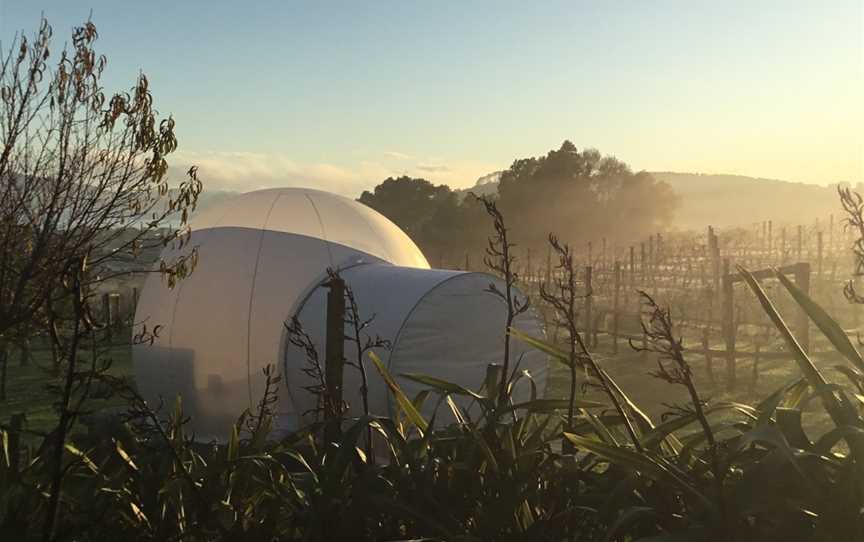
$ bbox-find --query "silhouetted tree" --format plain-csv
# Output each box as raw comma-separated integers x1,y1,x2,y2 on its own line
358,176,457,239
358,176,487,261
498,141,677,249
358,143,678,263
0,18,201,340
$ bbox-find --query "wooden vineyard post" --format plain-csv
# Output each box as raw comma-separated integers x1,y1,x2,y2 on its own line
817,232,824,282
658,233,666,291
768,220,773,262
648,235,655,291
781,227,787,265
762,221,767,255
640,242,646,284
629,246,635,295
721,259,736,390
754,220,768,266
796,225,803,262
464,252,470,271
612,261,621,354
485,363,503,397
701,328,716,386
324,276,346,442
794,262,811,354
648,235,654,268
584,265,594,349
710,228,721,301
602,237,607,270
545,246,552,286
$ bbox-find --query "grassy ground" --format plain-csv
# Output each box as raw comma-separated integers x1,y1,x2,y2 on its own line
545,333,850,436
0,338,134,441
1,325,853,445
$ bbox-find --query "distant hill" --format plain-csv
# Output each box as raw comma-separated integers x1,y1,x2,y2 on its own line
180,172,861,232
187,189,240,217
456,171,861,230
652,172,859,229
164,188,240,226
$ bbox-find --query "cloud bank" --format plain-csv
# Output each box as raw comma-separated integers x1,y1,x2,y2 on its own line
171,150,497,196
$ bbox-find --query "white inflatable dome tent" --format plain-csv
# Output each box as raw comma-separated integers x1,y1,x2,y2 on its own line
134,187,547,439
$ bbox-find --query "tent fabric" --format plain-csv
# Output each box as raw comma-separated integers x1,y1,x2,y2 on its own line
280,264,547,432
133,187,547,441
188,187,429,269
135,189,430,438
135,229,381,437
386,271,545,420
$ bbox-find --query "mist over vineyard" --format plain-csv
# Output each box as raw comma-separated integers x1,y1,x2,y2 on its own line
186,160,860,238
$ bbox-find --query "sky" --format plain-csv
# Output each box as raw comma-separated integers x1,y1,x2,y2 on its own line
1,1,862,195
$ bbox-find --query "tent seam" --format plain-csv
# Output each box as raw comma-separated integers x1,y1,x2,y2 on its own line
383,271,474,418
166,193,238,358
304,192,335,270
245,192,283,410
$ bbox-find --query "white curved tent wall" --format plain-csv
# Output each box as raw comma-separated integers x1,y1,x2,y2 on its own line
133,188,546,439
281,264,546,432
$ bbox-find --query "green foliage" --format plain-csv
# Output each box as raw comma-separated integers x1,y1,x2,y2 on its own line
4,285,863,541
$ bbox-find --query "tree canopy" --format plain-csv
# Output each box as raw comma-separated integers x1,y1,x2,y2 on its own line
497,141,677,248
357,142,677,264
358,176,488,262
358,177,457,240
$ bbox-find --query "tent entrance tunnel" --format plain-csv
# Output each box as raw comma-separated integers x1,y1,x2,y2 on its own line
133,187,547,439
283,263,546,433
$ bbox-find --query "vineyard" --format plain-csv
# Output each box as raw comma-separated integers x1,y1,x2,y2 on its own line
7,211,857,413
432,215,862,402
60,214,864,399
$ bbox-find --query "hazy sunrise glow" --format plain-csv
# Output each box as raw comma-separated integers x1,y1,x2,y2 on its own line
1,0,861,194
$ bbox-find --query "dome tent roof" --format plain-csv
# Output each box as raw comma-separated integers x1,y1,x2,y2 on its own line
133,187,546,440
188,187,429,269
